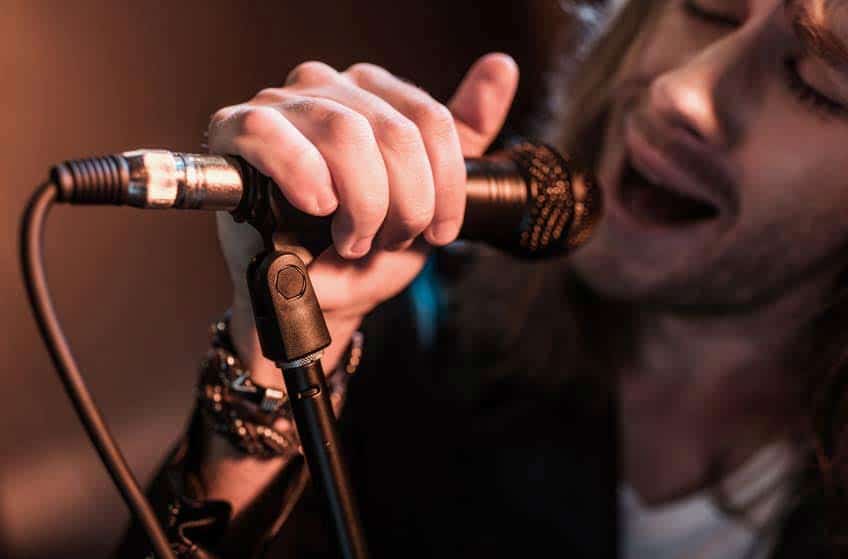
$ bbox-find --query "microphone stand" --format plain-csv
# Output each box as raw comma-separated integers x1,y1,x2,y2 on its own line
234,164,368,559
31,142,590,558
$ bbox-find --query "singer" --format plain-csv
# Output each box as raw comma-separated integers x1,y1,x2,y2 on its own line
116,0,848,557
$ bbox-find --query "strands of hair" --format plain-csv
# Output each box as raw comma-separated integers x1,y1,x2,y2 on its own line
543,1,848,553
535,1,616,144
789,0,848,67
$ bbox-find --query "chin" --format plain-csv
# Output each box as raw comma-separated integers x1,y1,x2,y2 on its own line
569,230,679,303
570,231,792,312
567,172,721,306
568,226,728,308
571,157,741,306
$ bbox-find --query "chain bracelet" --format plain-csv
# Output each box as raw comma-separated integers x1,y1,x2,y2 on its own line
196,314,363,458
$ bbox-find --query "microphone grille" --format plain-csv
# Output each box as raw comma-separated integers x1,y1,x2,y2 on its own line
508,142,601,259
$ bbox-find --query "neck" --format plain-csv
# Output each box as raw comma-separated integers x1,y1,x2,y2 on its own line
617,273,834,503
627,292,817,389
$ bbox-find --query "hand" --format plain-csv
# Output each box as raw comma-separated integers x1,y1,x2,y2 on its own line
210,53,519,383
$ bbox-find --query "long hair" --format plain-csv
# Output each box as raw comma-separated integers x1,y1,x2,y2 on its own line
444,2,664,388
550,0,666,169
546,0,848,553
450,1,847,552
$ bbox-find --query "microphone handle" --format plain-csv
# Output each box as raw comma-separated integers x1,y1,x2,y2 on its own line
462,154,528,246
226,151,530,249
49,143,597,259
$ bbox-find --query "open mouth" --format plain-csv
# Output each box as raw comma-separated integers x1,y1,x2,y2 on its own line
618,161,719,226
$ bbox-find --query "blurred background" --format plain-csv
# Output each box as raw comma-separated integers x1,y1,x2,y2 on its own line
0,1,577,556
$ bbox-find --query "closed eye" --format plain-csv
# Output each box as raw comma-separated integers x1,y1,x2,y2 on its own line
682,0,741,28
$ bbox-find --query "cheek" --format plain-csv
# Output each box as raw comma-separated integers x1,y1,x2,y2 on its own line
733,109,848,259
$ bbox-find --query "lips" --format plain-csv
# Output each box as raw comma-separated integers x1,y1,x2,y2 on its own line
613,112,738,229
619,161,719,226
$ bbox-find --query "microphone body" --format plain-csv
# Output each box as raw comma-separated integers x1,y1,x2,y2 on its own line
50,142,600,259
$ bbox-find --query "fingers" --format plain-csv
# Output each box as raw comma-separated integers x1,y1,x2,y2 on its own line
306,241,430,314
448,52,520,157
344,63,466,246
207,54,518,261
276,96,391,257
208,104,338,217
300,74,438,252
210,95,391,259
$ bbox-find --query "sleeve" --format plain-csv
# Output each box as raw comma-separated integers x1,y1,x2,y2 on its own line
110,270,432,559
111,244,552,558
111,404,314,559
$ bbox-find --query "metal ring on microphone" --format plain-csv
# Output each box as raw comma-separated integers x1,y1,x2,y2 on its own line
278,350,324,369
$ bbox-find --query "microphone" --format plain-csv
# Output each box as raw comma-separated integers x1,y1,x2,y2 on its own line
49,141,600,259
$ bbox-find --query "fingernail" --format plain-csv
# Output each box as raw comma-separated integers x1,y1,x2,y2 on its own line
430,220,457,244
349,236,373,257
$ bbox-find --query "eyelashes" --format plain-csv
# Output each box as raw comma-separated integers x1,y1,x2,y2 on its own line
681,0,740,28
783,58,848,117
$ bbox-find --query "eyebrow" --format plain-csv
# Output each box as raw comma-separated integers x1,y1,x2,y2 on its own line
785,0,848,68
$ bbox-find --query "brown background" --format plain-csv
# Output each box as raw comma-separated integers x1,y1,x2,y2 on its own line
0,1,569,557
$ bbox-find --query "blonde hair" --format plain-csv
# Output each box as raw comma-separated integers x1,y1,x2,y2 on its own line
444,3,676,397
553,0,668,166
549,2,846,550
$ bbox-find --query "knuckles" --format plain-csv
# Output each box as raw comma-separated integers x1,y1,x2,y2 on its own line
278,98,316,115
209,105,239,127
407,100,454,135
285,60,338,87
313,104,375,145
344,62,385,84
372,113,423,153
252,87,286,104
233,106,282,139
209,59,464,246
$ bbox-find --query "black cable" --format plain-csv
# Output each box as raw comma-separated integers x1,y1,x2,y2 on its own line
20,181,177,559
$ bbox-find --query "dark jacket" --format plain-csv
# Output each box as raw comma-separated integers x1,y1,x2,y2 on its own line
116,247,831,558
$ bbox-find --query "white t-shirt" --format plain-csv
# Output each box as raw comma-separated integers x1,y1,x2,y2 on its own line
619,442,799,559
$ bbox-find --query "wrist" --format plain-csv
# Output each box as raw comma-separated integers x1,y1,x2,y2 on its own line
230,296,281,388
321,312,365,372
198,309,363,461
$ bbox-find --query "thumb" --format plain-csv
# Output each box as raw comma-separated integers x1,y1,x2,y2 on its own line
448,53,519,157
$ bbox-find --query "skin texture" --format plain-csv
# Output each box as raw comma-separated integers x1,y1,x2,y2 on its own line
205,53,519,512
212,54,518,387
571,0,848,502
574,0,848,307
205,0,848,514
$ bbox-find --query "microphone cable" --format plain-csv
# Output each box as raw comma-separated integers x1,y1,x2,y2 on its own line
18,140,599,559
20,181,177,559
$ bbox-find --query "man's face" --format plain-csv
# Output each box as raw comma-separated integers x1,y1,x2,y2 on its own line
573,0,848,308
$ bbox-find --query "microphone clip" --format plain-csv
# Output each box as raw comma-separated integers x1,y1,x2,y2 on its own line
229,158,333,257
232,159,369,557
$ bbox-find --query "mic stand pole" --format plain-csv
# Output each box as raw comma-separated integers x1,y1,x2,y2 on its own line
234,165,368,558
246,247,368,559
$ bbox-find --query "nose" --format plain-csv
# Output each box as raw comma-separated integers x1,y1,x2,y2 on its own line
647,20,769,150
